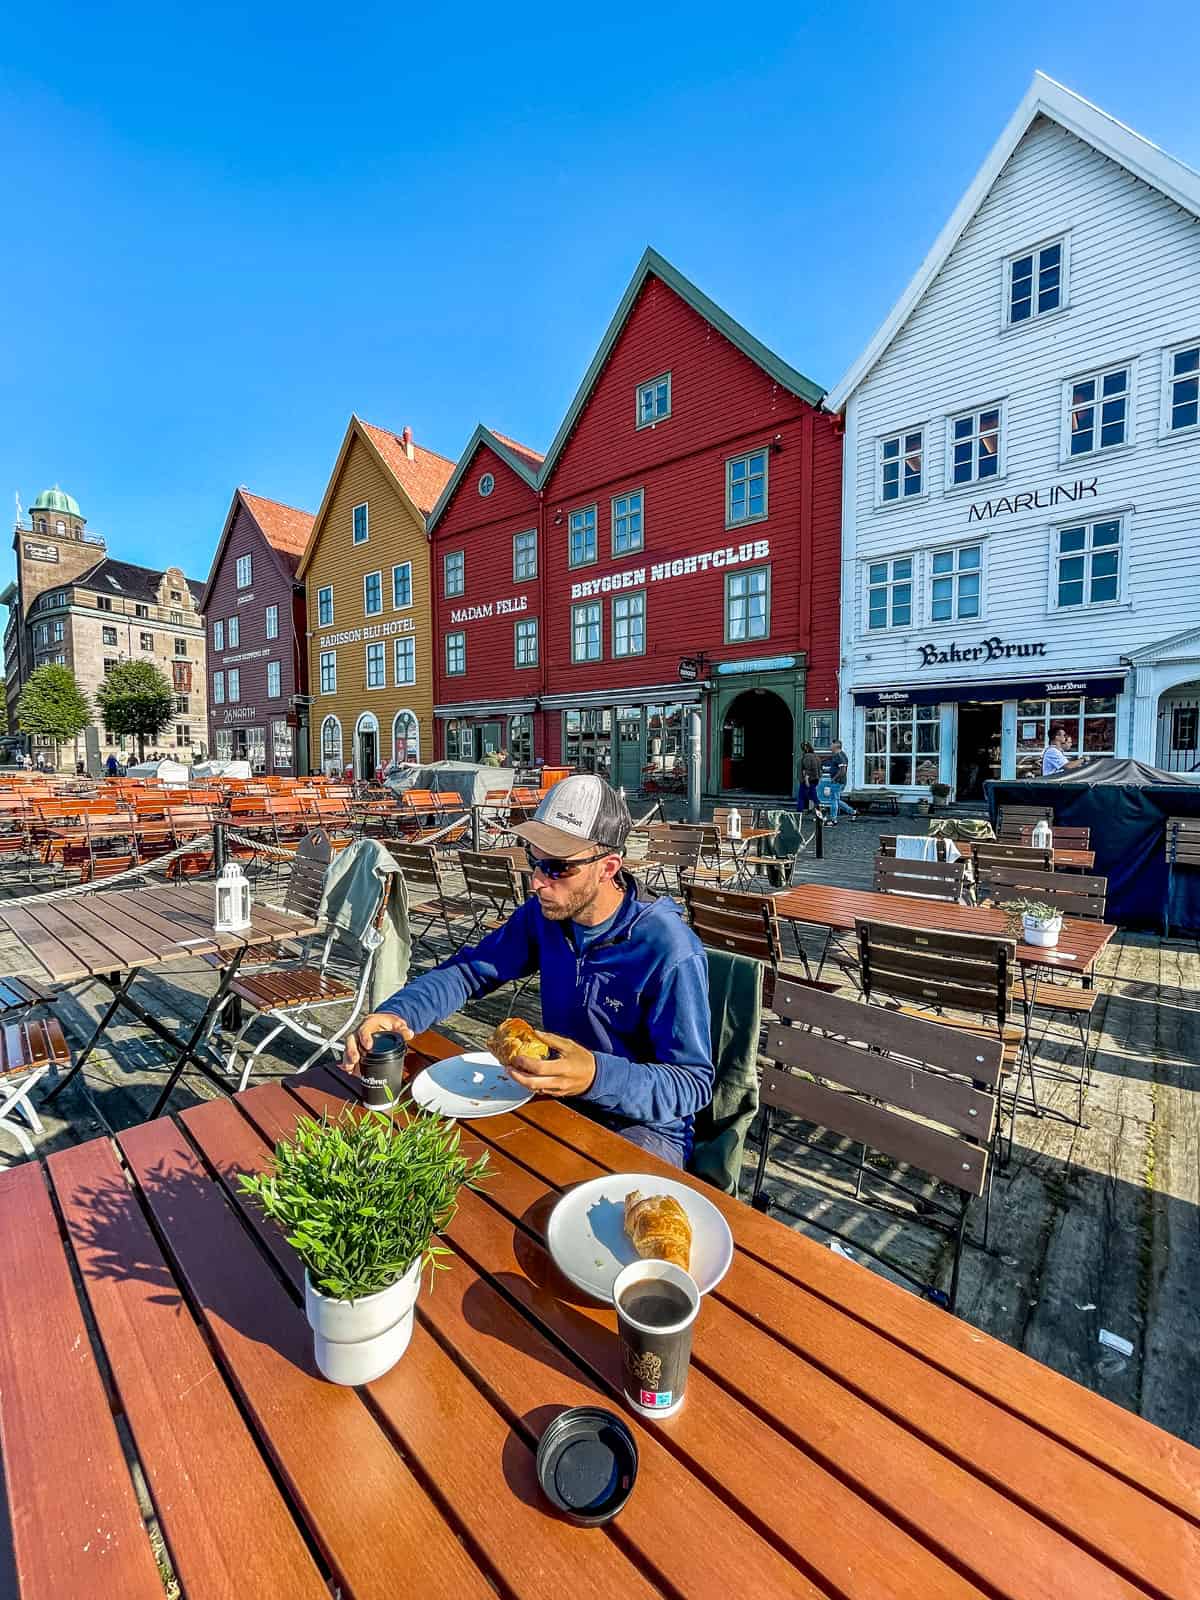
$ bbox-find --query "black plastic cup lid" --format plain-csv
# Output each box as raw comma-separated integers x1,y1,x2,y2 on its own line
366,1033,407,1062
536,1406,638,1525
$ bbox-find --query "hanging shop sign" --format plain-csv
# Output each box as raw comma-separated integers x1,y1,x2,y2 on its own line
570,538,770,601
317,617,415,649
967,477,1098,523
678,658,700,682
918,635,1047,668
449,594,529,624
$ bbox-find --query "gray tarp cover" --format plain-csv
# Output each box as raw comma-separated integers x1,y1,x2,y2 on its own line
384,761,517,809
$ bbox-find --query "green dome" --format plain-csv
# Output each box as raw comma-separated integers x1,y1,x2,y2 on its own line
31,486,81,517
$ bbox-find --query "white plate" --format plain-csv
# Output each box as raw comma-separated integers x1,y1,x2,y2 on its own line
546,1172,734,1301
409,1051,533,1119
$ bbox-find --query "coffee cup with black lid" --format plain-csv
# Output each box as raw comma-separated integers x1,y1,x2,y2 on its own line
612,1259,700,1418
360,1032,407,1110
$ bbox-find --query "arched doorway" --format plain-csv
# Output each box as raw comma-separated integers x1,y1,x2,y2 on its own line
355,712,380,780
1157,680,1200,773
721,690,793,795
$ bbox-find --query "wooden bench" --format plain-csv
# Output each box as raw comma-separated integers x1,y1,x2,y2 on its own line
753,979,1003,1311
844,789,899,815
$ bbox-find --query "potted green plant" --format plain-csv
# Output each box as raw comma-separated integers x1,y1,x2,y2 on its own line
239,1105,489,1385
930,782,952,808
1003,897,1063,949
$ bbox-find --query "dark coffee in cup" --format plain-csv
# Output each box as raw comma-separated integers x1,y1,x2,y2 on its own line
361,1032,407,1109
612,1260,700,1418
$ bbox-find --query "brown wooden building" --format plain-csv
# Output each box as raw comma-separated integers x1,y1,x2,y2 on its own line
200,490,314,774
297,417,453,779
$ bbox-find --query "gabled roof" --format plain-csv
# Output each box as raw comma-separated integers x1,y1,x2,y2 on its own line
297,415,455,577
826,73,1200,412
426,424,543,532
539,247,825,479
77,558,205,607
200,487,315,610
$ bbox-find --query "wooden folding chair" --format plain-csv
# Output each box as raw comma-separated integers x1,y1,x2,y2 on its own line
0,1018,71,1158
1016,824,1091,849
997,805,1053,841
873,853,967,903
389,841,477,954
751,979,1003,1312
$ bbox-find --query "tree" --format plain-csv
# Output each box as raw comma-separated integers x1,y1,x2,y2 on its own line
16,664,91,770
94,659,175,762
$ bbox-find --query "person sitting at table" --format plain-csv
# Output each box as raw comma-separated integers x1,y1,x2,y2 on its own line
345,774,714,1168
1042,728,1082,776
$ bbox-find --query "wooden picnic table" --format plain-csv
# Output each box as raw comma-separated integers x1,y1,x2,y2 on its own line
775,882,1116,972
955,840,1097,870
1,1034,1196,1599
0,881,321,1117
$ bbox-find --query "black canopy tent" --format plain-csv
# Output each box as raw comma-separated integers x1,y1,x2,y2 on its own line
985,758,1200,930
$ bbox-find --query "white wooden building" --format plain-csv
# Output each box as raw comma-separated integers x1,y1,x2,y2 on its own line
828,74,1200,798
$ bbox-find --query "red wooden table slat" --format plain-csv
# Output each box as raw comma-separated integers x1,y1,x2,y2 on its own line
116,1117,494,1600
0,1164,164,1600
515,1096,1200,1524
45,1137,330,1600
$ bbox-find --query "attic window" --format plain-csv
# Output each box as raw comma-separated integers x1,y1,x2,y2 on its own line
170,588,183,602
1005,237,1067,327
106,575,121,589
637,373,671,428
478,473,495,498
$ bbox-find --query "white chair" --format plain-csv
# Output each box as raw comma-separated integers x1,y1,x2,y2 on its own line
0,1018,70,1158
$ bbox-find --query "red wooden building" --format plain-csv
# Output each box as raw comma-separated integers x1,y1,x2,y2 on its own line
429,250,841,797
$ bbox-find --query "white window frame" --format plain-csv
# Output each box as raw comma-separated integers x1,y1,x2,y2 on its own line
444,550,465,597
265,604,278,639
363,569,383,617
725,449,769,528
513,529,537,582
636,372,671,428
319,650,337,694
320,715,343,772
266,660,281,698
1048,511,1128,615
611,489,644,557
1003,234,1069,330
227,668,241,703
864,555,916,633
944,402,1006,490
213,671,225,705
928,542,985,625
446,631,466,676
365,641,386,689
392,561,413,610
227,615,240,648
212,619,224,651
235,553,252,588
272,718,293,770
393,635,416,687
514,617,539,669
352,502,369,545
1159,338,1200,441
613,590,646,657
392,709,419,763
102,625,118,647
571,601,602,662
317,586,334,627
724,566,771,643
875,425,926,508
1060,360,1135,463
567,506,597,569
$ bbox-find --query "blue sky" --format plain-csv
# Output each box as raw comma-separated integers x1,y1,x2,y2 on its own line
2,2,1198,584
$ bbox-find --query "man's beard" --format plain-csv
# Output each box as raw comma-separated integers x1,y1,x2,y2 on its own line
538,874,602,922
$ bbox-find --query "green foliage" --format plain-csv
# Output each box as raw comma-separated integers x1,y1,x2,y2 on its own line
1001,897,1061,937
93,659,175,747
929,782,952,799
16,664,91,743
238,1105,489,1302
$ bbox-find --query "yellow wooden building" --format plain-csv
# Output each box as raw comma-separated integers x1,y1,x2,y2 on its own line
296,416,454,778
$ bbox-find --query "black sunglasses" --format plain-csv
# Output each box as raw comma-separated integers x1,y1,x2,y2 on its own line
524,846,611,880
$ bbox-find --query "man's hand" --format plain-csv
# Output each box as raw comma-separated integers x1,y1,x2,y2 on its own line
344,1012,414,1072
508,1030,597,1098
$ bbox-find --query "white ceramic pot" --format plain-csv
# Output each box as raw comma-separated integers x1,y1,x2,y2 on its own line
1022,914,1063,948
304,1257,421,1385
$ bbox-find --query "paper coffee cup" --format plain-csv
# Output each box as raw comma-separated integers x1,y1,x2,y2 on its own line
612,1260,700,1419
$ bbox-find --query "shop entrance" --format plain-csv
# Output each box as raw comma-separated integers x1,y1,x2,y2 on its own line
615,709,643,792
955,702,1002,799
721,690,793,795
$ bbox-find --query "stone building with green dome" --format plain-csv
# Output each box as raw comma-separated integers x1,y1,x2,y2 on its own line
4,485,208,769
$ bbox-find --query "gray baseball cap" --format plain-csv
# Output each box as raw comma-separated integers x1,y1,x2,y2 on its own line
513,774,632,858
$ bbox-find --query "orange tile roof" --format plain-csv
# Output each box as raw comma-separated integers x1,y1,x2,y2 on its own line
239,490,315,574
489,429,545,471
359,420,456,515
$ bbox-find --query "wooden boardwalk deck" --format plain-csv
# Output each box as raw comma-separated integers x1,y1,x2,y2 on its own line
1,815,1196,1448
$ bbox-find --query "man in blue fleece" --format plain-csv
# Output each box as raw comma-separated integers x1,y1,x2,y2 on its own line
345,775,713,1167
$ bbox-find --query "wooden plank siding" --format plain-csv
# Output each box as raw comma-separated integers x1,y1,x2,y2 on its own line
203,501,305,774
304,432,435,775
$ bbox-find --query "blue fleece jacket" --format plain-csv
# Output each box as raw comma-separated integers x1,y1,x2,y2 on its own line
379,876,714,1160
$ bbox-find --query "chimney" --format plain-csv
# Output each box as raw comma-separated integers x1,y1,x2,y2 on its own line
402,425,414,461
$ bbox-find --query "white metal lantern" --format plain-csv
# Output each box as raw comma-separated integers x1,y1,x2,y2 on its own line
214,860,252,932
1031,819,1053,850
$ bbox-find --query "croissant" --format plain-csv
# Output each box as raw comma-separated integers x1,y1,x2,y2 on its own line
624,1190,692,1271
490,1017,553,1069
